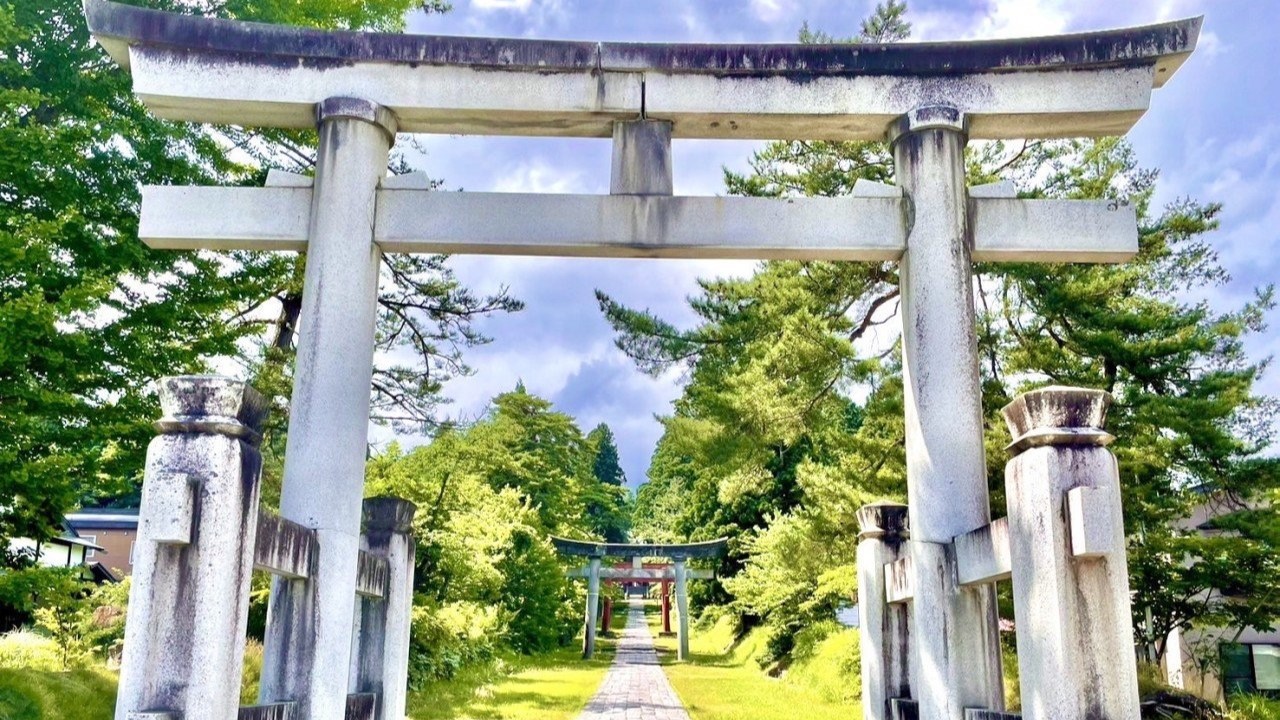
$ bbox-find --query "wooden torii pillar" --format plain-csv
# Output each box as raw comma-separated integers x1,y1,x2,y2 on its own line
555,538,725,660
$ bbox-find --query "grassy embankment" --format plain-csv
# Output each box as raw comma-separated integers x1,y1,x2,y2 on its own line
646,604,862,720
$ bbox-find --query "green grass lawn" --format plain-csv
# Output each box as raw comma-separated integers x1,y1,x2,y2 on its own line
645,603,862,720
405,602,626,720
0,667,117,720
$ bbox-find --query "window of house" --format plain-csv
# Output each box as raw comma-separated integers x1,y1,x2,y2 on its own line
82,535,97,559
1222,643,1280,695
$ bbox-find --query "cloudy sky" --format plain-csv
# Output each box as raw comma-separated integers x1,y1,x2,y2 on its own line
376,0,1277,488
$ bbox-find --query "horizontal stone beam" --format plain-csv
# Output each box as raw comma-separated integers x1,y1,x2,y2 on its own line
86,1,1199,140
885,555,914,605
551,536,729,559
376,192,907,260
238,703,295,720
566,567,715,580
355,550,389,599
142,187,1138,266
970,199,1138,263
253,512,316,580
954,517,1012,587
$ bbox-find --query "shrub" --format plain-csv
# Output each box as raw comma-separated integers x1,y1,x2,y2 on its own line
0,630,61,671
787,621,861,704
407,600,502,685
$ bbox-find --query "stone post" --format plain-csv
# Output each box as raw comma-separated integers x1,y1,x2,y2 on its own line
601,596,613,634
890,105,1003,720
353,498,417,720
114,377,267,720
674,556,690,661
260,97,396,720
857,502,912,720
611,119,673,196
583,556,601,659
1003,387,1141,720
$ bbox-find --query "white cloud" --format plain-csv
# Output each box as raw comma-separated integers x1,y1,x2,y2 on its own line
750,0,794,24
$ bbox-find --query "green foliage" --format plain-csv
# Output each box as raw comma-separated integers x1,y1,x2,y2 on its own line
786,620,861,705
1225,694,1280,720
1,0,516,552
367,386,623,676
0,567,84,630
0,630,61,672
585,424,631,542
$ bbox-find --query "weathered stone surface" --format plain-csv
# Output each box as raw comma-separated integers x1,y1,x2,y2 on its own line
238,703,295,720
1002,386,1114,454
85,1,1199,139
856,501,910,540
128,713,179,720
859,502,912,720
885,554,913,605
258,101,393,720
354,551,389,599
154,375,267,442
893,110,1004,719
343,694,377,720
115,377,264,720
970,199,1137,263
954,517,1012,587
890,699,920,720
353,497,417,720
963,711,1020,720
1004,386,1141,720
254,512,317,580
584,557,601,659
611,120,672,196
673,557,690,661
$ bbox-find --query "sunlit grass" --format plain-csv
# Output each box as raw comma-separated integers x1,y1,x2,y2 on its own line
0,666,118,720
406,605,625,720
645,603,862,720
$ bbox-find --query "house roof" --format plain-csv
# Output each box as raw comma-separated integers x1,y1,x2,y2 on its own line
66,508,140,530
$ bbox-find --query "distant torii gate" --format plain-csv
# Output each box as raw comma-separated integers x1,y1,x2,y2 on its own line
553,538,726,661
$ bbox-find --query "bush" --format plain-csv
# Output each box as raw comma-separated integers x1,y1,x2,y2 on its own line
408,600,502,685
0,630,61,672
787,621,861,704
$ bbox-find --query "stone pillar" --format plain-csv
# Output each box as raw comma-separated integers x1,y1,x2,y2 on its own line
1003,387,1141,720
583,556,601,659
353,498,417,720
857,502,912,720
890,105,1003,720
674,556,690,661
114,377,267,720
260,97,396,720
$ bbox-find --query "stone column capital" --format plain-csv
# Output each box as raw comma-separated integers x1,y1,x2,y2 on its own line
153,375,266,444
887,104,968,146
316,97,399,141
1002,385,1115,455
856,502,910,541
362,497,417,534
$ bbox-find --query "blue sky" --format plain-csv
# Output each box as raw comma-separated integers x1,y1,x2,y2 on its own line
379,0,1278,488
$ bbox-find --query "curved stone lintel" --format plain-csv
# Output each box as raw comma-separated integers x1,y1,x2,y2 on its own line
84,1,1199,82
84,1,1201,140
316,97,399,140
550,536,728,559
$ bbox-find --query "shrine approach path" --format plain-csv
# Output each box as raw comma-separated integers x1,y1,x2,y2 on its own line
576,599,691,720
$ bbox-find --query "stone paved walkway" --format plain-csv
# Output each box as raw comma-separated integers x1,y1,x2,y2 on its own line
576,599,691,720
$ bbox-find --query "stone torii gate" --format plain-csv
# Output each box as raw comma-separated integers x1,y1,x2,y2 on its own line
83,2,1200,719
553,537,725,661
